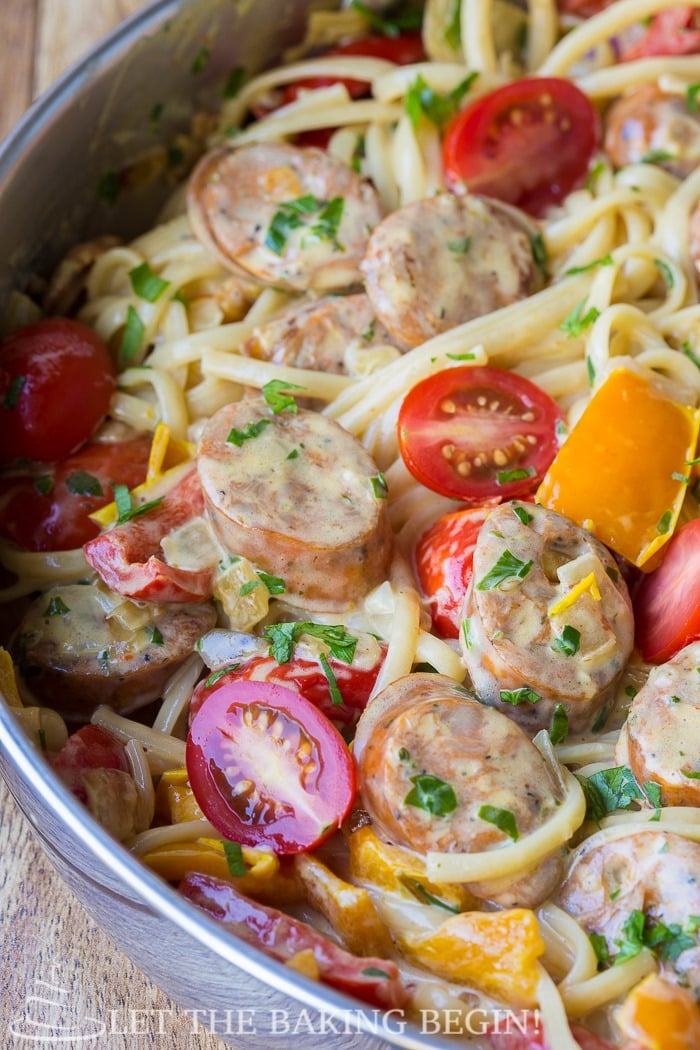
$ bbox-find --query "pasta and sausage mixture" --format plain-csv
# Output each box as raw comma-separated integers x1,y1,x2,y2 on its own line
5,0,700,1046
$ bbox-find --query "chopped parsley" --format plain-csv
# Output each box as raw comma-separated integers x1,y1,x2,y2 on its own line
500,686,542,706
640,148,674,164
403,878,460,913
97,169,120,204
497,465,536,485
681,340,700,370
549,703,569,745
657,510,673,535
447,236,472,254
226,419,271,446
476,549,533,591
65,471,103,498
264,195,344,255
586,356,596,386
45,595,71,617
405,72,477,130
113,483,163,525
590,932,610,968
560,298,600,338
149,626,164,645
446,351,476,361
120,305,145,363
191,45,210,75
349,0,422,36
223,841,247,876
688,83,700,112
512,504,532,525
478,804,519,841
655,258,675,289
223,66,246,98
33,475,53,496
445,0,462,49
239,580,261,597
578,765,646,823
563,253,614,276
361,966,393,979
262,379,303,415
204,664,239,688
531,233,548,274
264,621,357,664
613,909,699,967
370,473,388,499
3,375,26,410
551,625,581,656
681,768,700,779
404,773,458,817
461,617,474,649
129,262,170,302
319,652,344,705
585,160,605,190
257,571,285,595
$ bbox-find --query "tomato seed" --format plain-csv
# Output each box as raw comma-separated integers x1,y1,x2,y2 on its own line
440,398,456,413
493,449,508,466
522,411,535,422
456,461,471,476
442,444,455,459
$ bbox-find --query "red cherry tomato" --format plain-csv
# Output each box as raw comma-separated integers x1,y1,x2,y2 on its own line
484,1015,617,1049
0,436,152,552
442,77,599,217
52,724,129,803
190,646,385,726
634,518,700,663
186,678,356,854
414,507,490,638
282,32,425,105
397,366,564,503
0,318,116,464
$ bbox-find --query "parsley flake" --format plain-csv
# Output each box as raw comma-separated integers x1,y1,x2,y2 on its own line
45,595,70,617
370,473,388,499
319,652,344,705
149,626,164,645
191,45,210,75
560,298,600,338
3,375,26,410
476,549,533,591
500,686,542,706
264,622,357,664
657,510,672,535
262,379,303,415
551,625,581,656
65,471,103,498
129,262,170,302
497,465,536,485
549,703,569,745
223,840,247,876
512,504,532,525
447,236,471,254
564,254,614,276
239,580,261,597
120,305,145,363
403,878,460,913
204,665,239,688
405,773,458,817
227,419,271,446
257,571,285,595
224,66,246,98
113,483,163,525
478,804,519,841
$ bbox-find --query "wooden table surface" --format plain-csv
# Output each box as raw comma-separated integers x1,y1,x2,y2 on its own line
0,4,229,1047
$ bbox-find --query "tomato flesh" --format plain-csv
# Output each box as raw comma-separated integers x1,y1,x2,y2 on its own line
398,366,563,503
0,318,116,464
634,518,700,663
52,724,129,803
0,436,151,552
415,507,490,638
442,77,599,217
186,678,356,854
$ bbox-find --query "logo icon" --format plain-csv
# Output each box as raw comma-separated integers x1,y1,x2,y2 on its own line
9,966,105,1044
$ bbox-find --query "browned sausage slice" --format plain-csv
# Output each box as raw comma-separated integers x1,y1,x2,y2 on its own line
604,84,700,178
196,401,393,611
15,582,216,720
187,143,383,292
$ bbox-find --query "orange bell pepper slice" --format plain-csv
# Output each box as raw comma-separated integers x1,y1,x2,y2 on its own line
537,368,700,568
616,972,700,1050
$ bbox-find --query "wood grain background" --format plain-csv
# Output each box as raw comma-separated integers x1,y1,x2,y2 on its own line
1,3,228,1047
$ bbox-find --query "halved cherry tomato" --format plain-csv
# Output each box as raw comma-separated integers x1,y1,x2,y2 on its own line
186,678,356,854
190,645,385,726
281,32,425,105
397,366,563,503
442,77,599,217
414,506,490,638
0,318,116,464
634,518,700,663
52,724,129,803
180,872,409,1009
0,436,152,552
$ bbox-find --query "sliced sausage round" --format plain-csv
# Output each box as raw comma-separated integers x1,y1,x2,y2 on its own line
359,193,543,348
460,502,634,734
616,641,700,806
196,401,393,611
604,84,700,178
242,292,403,374
187,143,383,292
354,672,564,907
14,582,216,720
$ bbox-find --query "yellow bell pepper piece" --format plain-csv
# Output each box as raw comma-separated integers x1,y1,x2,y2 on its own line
617,973,700,1050
548,571,601,618
0,647,22,707
293,852,394,958
402,909,545,1008
141,838,303,904
154,774,204,825
537,369,700,568
348,825,473,913
286,949,320,980
89,423,195,527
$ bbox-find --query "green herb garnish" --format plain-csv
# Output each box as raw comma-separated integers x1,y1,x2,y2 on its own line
262,379,303,415
264,622,357,664
120,305,145,363
3,375,26,410
405,773,458,817
551,625,581,656
478,804,519,841
45,596,70,617
227,419,271,446
130,262,170,302
476,550,533,590
65,471,103,498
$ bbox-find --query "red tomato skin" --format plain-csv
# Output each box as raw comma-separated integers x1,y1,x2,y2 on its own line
0,436,152,552
0,318,116,465
414,507,490,638
634,519,700,663
484,1015,618,1049
190,648,385,726
52,724,129,803
180,872,409,1009
186,678,356,854
620,8,700,61
442,77,599,217
282,32,425,105
397,366,564,503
